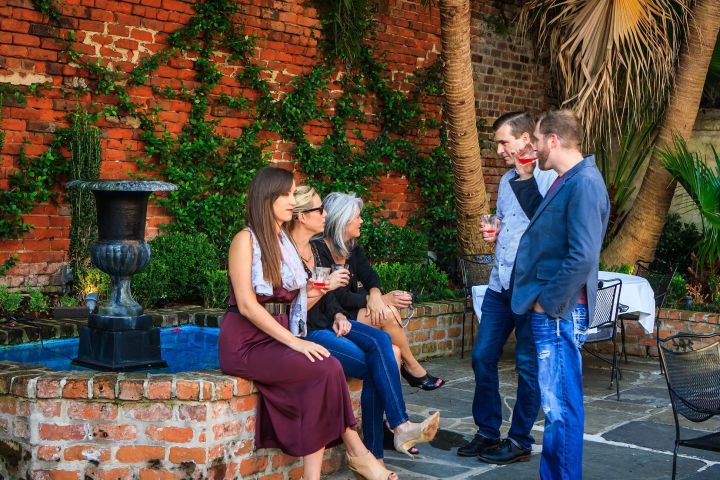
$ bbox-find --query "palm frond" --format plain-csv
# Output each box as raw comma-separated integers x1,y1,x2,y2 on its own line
658,135,720,267
521,0,691,144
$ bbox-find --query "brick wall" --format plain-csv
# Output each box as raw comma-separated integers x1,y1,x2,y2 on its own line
0,362,363,479
0,299,468,479
0,0,551,289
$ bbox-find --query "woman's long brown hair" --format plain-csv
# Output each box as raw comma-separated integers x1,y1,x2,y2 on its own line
245,167,294,287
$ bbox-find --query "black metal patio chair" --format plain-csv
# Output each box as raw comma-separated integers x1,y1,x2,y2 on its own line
657,332,720,479
457,254,493,359
583,278,623,400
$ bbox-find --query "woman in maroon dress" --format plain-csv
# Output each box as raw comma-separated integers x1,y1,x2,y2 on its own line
219,167,397,480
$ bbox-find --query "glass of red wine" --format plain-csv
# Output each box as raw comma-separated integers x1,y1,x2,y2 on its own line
517,144,537,165
480,214,498,236
312,266,331,288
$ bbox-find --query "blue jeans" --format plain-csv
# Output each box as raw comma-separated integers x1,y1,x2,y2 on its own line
471,287,540,449
531,304,588,480
306,321,408,459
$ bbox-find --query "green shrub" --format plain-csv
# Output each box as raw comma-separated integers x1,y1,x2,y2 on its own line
599,262,634,274
656,213,701,275
374,261,453,302
58,294,80,307
27,287,48,317
665,273,688,308
203,270,229,308
360,211,428,264
0,285,23,316
75,267,111,302
133,232,222,307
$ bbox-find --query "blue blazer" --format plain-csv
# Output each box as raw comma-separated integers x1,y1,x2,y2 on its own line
511,155,610,320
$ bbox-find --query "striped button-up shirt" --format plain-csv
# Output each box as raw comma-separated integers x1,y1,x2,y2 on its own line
488,165,557,293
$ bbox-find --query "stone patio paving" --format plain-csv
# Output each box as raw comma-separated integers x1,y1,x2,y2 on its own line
326,348,720,479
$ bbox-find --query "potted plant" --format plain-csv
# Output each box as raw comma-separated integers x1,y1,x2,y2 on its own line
27,287,49,321
0,285,23,326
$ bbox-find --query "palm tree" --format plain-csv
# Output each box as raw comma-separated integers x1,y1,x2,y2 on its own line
438,0,490,254
658,135,720,269
603,1,720,264
522,0,720,265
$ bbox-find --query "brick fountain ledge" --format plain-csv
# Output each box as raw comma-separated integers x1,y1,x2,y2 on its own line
0,300,468,479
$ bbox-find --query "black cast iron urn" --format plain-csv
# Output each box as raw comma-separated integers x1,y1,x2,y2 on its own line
66,180,176,371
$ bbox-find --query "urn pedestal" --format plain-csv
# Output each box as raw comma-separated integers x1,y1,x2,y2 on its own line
67,180,176,371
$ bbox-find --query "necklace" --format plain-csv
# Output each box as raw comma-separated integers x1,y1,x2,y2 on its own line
289,234,313,263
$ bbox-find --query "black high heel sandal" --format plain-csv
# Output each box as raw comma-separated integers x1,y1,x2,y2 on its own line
400,365,445,391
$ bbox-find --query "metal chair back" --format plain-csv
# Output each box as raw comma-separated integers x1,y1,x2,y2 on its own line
657,332,720,478
585,278,622,344
457,254,493,358
633,259,678,308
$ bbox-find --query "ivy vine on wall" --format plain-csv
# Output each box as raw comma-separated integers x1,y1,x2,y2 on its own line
2,0,458,272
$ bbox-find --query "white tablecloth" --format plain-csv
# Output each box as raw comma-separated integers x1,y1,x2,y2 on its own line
598,271,656,333
471,285,489,324
470,271,656,333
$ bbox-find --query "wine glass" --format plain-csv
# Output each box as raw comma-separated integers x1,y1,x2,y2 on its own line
516,144,537,165
311,266,330,288
480,214,498,236
395,291,416,328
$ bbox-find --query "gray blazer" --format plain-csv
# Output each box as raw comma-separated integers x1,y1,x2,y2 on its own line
511,155,610,320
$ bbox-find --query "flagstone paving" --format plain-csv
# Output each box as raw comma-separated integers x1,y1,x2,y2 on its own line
325,348,720,479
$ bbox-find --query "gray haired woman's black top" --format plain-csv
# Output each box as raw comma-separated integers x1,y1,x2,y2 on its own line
312,239,382,320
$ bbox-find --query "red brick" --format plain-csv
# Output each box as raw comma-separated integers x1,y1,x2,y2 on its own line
37,445,61,461
115,445,165,463
239,456,268,476
91,423,137,441
145,425,194,443
168,446,206,464
176,380,200,400
64,445,111,462
123,403,172,421
118,379,144,400
31,470,81,480
67,401,118,420
145,380,172,399
39,423,87,441
62,379,89,398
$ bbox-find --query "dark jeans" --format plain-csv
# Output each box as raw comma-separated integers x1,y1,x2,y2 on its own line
471,287,540,449
306,321,408,459
531,303,588,480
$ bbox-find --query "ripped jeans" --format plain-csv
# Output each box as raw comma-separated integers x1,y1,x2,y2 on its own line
530,304,588,480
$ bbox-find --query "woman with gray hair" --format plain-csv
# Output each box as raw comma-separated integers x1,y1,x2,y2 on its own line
313,192,445,392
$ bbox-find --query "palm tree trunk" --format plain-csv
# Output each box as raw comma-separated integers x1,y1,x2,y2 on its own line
602,0,720,266
438,0,490,255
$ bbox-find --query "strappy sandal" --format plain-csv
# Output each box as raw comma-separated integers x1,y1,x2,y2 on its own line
393,411,440,458
400,365,445,391
346,452,398,480
383,422,419,455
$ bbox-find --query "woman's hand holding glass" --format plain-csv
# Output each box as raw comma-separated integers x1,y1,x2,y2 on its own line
382,290,412,308
326,266,350,291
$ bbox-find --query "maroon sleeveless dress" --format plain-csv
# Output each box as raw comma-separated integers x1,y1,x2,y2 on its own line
218,286,356,457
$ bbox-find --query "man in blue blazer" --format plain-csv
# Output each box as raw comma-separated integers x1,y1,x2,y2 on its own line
511,110,610,480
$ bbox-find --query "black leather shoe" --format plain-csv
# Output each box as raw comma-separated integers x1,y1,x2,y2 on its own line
457,434,500,457
478,439,531,465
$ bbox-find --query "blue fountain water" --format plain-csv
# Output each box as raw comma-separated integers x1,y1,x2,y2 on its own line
0,326,220,373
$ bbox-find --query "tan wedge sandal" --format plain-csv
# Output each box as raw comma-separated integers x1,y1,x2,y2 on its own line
393,411,440,458
346,451,398,480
